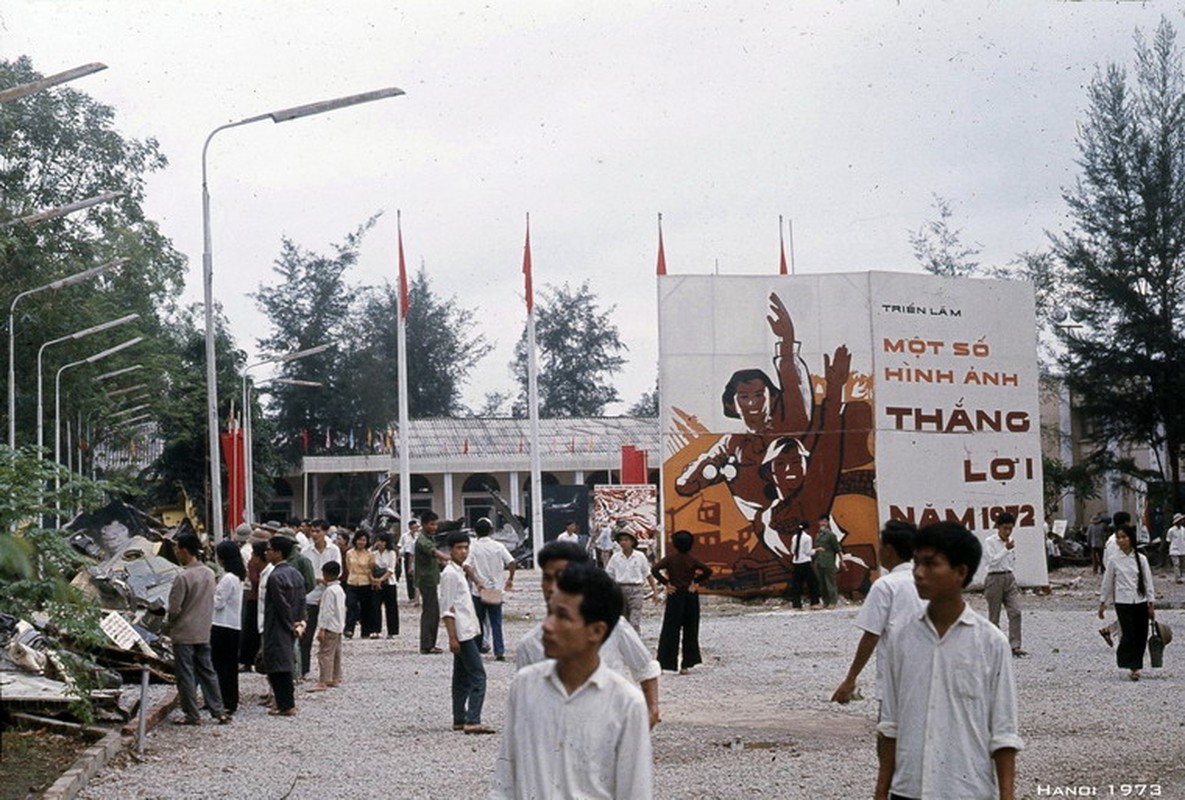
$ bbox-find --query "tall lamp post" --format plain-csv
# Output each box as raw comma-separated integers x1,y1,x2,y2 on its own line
0,62,107,103
8,257,127,448
240,344,329,523
36,313,139,457
202,86,404,540
53,336,142,524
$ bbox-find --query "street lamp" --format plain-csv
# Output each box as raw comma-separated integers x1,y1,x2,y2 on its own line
93,364,142,382
36,313,139,457
53,336,142,524
8,257,127,448
2,191,124,229
105,383,147,398
240,344,330,523
0,62,107,103
202,86,403,540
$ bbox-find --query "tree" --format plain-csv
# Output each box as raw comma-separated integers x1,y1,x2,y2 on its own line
627,373,659,417
348,268,493,422
1054,18,1185,505
909,194,982,277
253,223,372,462
512,282,627,417
1,57,185,445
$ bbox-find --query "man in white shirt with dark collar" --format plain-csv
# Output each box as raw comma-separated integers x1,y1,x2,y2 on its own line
876,522,1022,800
983,511,1025,657
516,540,661,728
492,561,652,800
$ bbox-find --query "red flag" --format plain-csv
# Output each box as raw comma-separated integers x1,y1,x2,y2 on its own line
301,429,309,452
656,213,667,276
398,210,409,319
779,215,789,275
522,214,534,314
462,437,470,455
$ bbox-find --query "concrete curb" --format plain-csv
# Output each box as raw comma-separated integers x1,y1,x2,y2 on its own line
25,689,179,800
41,730,122,800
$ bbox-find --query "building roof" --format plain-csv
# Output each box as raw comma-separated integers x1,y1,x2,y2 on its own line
302,416,661,475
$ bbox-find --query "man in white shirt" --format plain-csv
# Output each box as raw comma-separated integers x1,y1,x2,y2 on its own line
516,540,662,728
604,530,659,633
1166,512,1185,584
440,531,492,734
832,519,925,705
556,519,580,545
492,562,652,800
983,512,1025,657
465,517,516,660
788,524,821,610
398,520,420,602
876,522,1022,800
299,519,342,679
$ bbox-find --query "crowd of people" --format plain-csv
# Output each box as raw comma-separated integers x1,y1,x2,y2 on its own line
163,506,1174,799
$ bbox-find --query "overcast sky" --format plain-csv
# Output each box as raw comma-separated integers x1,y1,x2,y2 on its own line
1,1,1172,412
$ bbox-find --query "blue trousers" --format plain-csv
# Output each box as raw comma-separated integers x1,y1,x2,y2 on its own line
474,595,505,656
451,637,486,726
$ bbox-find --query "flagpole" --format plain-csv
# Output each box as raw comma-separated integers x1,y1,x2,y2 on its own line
396,211,412,533
524,214,544,567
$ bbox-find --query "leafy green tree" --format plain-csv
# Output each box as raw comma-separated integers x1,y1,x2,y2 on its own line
909,194,982,278
628,373,659,417
1054,18,1185,504
512,281,627,417
1,57,185,444
349,268,493,422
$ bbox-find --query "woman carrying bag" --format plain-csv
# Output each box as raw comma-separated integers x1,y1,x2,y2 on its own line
1098,523,1156,681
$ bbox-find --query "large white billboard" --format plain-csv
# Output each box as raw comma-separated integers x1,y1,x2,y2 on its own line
659,272,1047,593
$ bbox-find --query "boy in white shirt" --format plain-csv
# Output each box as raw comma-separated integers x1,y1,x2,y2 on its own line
441,531,492,734
310,561,346,691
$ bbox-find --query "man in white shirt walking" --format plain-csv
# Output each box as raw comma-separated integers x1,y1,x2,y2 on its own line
492,562,652,800
440,530,493,734
983,512,1026,657
465,517,516,660
1166,512,1185,584
604,529,659,633
556,519,580,545
516,540,662,728
876,521,1022,800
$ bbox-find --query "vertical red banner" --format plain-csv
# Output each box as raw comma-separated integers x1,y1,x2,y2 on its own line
620,445,648,484
220,428,245,532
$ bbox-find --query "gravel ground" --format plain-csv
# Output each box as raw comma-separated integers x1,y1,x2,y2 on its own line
79,564,1185,800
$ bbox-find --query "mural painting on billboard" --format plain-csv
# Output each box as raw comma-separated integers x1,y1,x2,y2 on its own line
662,281,879,596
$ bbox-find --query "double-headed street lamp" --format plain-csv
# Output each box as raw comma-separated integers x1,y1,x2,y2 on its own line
52,336,142,524
240,345,329,523
8,257,127,448
202,86,404,540
36,313,139,457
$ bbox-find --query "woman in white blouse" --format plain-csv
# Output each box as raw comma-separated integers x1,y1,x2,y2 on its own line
1098,524,1156,681
371,533,399,639
212,540,245,714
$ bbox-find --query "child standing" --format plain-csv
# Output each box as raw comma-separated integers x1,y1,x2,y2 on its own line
651,530,712,674
440,531,493,734
309,561,345,692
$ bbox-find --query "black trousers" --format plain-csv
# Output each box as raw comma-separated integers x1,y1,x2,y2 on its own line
377,583,399,635
1115,602,1150,670
657,589,702,671
210,625,240,714
789,561,820,608
267,671,295,712
239,598,260,668
346,584,375,636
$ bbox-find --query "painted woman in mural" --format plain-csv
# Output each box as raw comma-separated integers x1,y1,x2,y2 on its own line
675,293,848,533
674,294,812,517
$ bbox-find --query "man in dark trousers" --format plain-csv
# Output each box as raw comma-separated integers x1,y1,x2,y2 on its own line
168,533,229,725
651,529,712,674
416,510,449,654
261,535,306,716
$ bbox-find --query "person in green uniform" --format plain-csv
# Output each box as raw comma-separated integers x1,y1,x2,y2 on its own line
813,515,844,608
415,511,448,654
